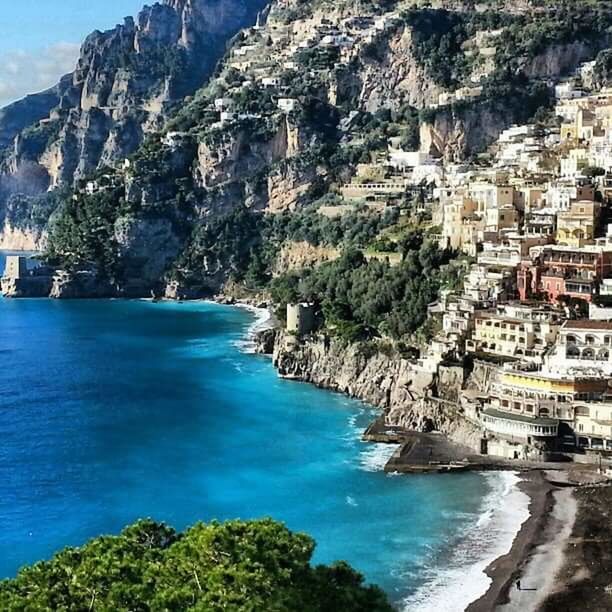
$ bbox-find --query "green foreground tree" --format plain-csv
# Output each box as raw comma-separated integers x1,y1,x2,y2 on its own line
0,518,394,612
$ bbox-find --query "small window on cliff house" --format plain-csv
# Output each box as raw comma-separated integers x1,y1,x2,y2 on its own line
582,348,595,360
567,345,580,358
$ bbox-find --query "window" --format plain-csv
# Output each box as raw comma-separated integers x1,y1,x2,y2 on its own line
567,345,580,358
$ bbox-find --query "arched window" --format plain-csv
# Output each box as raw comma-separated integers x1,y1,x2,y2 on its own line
586,335,596,345
598,349,610,361
575,405,590,417
566,334,577,345
582,348,595,360
567,344,580,359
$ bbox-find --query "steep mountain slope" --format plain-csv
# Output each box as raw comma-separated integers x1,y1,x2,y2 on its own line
6,0,612,295
0,85,63,150
0,0,268,248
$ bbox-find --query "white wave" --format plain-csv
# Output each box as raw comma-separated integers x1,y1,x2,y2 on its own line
232,305,272,354
403,471,530,612
346,495,358,507
359,443,399,472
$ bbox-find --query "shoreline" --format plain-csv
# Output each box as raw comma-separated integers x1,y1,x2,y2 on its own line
224,308,588,612
466,470,559,612
0,293,599,610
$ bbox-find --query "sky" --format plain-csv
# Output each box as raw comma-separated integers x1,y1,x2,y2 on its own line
0,1,146,108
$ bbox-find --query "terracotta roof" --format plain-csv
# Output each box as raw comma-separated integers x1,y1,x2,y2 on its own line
563,320,612,330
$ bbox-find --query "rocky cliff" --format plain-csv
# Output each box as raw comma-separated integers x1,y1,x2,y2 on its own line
0,86,62,150
0,0,268,197
270,331,486,450
5,0,611,297
0,223,46,251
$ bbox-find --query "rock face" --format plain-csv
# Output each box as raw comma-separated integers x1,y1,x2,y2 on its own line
271,331,485,449
114,215,182,289
522,41,603,80
356,26,443,112
0,87,61,150
272,241,339,275
0,0,268,192
0,275,53,298
420,104,509,161
49,271,113,299
0,222,46,251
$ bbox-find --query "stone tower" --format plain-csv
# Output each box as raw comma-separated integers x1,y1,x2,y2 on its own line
286,303,316,335
2,256,27,279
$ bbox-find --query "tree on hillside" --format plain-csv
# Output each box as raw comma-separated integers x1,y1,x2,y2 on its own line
0,518,394,612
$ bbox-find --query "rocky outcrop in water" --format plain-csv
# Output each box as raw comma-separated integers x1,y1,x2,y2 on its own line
268,330,486,450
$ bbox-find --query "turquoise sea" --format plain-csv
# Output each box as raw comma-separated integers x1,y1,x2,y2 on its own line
0,252,529,610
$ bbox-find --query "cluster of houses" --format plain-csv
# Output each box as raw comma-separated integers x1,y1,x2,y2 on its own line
417,71,612,460
29,4,612,462
204,8,612,462
180,5,404,136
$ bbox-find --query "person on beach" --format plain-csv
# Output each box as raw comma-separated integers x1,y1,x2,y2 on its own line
516,580,521,591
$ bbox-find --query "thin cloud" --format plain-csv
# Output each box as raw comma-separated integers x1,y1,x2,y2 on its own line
0,42,80,108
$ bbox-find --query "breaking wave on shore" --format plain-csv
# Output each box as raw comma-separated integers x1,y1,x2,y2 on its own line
402,471,530,612
231,304,272,353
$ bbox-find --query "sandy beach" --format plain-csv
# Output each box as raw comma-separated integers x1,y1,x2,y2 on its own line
466,467,612,612
466,471,555,612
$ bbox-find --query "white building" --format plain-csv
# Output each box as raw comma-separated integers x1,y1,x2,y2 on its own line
277,98,297,113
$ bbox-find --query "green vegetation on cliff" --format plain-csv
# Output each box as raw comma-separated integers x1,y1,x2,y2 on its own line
271,237,461,341
0,518,392,611
402,2,611,88
170,206,402,290
33,0,612,298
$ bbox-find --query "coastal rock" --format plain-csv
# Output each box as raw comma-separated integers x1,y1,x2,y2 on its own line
114,216,182,287
272,331,488,451
0,222,47,251
0,275,53,298
49,271,113,299
255,328,277,354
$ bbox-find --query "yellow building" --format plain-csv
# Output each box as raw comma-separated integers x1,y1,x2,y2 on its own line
560,108,601,142
440,196,481,252
466,305,561,362
556,200,600,247
488,362,607,418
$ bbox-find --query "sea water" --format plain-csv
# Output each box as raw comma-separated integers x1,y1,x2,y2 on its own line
0,253,529,610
